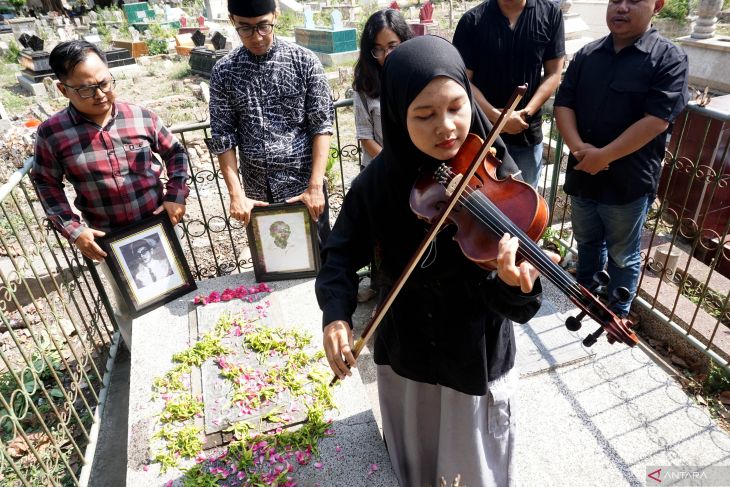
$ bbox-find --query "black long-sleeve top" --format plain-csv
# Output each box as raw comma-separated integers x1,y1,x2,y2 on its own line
315,158,543,396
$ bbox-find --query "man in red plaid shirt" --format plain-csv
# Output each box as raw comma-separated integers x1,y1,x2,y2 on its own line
31,40,190,348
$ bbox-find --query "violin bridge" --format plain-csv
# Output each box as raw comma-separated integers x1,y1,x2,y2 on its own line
445,173,463,197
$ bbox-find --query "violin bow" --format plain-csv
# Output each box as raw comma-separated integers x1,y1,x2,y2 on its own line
330,85,528,385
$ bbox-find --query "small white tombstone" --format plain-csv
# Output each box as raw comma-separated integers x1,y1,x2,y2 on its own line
84,34,102,47
330,9,342,30
43,77,58,99
129,27,140,41
88,10,98,22
303,6,315,29
57,27,68,41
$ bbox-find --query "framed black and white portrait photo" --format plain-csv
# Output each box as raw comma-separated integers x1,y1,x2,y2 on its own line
246,202,321,282
98,214,196,317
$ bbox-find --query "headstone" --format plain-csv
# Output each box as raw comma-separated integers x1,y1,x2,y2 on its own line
18,32,31,49
72,17,81,27
330,9,342,30
197,15,205,27
129,26,140,41
419,0,434,23
57,27,68,41
180,15,187,27
28,34,44,51
211,31,226,51
42,76,58,99
84,34,102,47
389,0,400,10
88,10,98,22
303,6,315,29
191,29,206,47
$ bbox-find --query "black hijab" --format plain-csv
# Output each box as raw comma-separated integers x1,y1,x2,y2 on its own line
378,35,518,188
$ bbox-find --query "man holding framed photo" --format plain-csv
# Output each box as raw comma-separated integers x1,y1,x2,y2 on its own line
31,40,190,349
208,0,334,246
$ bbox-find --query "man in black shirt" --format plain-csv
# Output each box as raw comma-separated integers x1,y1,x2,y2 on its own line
453,0,565,187
554,0,688,317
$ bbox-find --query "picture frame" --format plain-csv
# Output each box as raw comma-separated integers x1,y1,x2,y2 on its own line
246,202,321,282
97,213,197,318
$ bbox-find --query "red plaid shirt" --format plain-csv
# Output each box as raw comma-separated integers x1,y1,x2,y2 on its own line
32,102,189,242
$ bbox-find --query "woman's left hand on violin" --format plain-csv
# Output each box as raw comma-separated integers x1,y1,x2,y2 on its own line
497,233,561,293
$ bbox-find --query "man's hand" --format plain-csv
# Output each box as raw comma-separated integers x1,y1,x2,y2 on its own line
573,147,611,175
500,109,530,135
75,228,107,261
496,233,560,293
229,194,268,226
323,320,356,380
286,183,325,222
154,202,186,225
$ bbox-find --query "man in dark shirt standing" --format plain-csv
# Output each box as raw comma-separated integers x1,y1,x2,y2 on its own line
453,0,565,187
554,0,688,317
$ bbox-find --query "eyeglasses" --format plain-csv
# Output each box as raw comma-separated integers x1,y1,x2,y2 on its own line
234,23,275,37
62,76,116,99
371,44,399,59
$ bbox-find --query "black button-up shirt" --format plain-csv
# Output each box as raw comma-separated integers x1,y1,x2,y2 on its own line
554,28,689,204
453,0,565,147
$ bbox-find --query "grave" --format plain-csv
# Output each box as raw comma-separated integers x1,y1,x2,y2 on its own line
16,34,55,97
188,30,229,78
561,0,594,60
408,0,439,36
112,27,149,58
126,272,397,485
6,16,36,40
123,1,180,32
294,9,358,67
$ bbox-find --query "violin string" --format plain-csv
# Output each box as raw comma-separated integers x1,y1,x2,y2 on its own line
439,167,585,303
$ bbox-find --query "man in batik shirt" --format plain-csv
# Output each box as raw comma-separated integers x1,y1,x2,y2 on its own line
209,0,334,244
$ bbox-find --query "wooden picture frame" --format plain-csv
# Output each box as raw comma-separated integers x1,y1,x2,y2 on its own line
97,214,197,317
246,202,321,282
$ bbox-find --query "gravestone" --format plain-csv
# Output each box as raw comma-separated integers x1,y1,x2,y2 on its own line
303,6,315,29
84,34,102,48
409,0,439,36
189,30,229,78
17,34,55,96
42,76,58,99
294,9,358,67
57,27,68,41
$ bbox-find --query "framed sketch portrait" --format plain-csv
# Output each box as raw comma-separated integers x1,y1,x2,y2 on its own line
246,202,321,282
97,213,196,317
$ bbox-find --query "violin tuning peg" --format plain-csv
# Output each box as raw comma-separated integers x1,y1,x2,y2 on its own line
592,270,610,289
582,327,605,347
611,287,632,305
565,315,582,332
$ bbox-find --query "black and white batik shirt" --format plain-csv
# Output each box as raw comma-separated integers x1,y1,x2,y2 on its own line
209,38,334,201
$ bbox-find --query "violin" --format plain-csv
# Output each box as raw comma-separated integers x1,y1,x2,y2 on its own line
329,85,636,386
410,133,638,348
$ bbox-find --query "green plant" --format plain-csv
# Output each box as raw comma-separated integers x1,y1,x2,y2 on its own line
658,0,690,21
276,10,303,37
3,40,21,64
7,0,25,14
147,38,169,55
704,360,730,395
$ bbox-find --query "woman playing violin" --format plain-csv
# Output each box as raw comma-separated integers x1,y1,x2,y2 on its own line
315,36,554,486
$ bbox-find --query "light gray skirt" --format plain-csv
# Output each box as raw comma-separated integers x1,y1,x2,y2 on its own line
377,365,517,487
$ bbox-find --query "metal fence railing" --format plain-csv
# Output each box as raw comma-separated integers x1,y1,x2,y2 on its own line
538,102,729,373
0,98,727,485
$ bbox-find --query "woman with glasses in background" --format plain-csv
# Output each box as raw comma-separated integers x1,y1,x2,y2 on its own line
352,9,412,303
353,9,412,171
